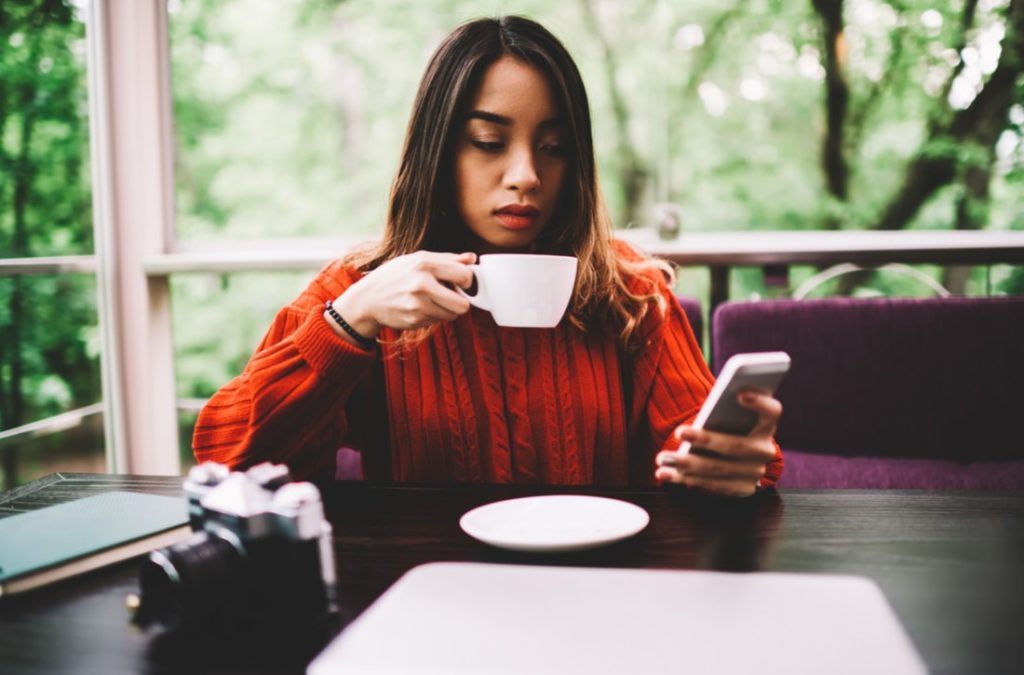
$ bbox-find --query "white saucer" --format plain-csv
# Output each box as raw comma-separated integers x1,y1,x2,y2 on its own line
459,495,650,553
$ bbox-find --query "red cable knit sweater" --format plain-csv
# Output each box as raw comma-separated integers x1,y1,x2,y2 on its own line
193,244,784,486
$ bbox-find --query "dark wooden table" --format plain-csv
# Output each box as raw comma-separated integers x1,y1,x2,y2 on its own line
1,473,1022,674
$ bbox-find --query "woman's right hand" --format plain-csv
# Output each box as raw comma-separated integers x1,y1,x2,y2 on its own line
327,251,477,341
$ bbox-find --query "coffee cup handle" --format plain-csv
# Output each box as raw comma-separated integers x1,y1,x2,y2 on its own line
455,265,490,311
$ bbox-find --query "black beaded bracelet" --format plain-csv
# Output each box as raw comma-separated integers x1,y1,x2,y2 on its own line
324,300,377,350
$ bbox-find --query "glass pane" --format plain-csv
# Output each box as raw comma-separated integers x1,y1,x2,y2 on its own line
171,271,313,461
1,3,99,489
178,408,199,473
171,271,312,397
0,273,103,489
1,411,105,489
0,1,92,256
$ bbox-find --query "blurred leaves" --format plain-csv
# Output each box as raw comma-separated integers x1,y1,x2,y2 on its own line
1,0,95,434
166,0,1024,244
2,0,1022,422
164,0,1021,400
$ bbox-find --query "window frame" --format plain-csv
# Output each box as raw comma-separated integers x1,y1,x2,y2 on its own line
86,0,180,474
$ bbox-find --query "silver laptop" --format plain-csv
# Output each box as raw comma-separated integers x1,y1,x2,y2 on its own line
308,562,926,675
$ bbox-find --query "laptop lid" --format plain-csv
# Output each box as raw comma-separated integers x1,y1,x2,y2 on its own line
308,562,926,674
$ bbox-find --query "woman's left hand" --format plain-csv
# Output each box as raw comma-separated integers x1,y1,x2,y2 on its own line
654,390,782,497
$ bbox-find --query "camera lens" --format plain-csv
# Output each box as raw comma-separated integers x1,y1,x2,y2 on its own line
134,530,245,631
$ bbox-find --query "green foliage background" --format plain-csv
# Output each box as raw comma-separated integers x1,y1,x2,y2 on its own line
167,0,1024,408
1,1,95,425
1,0,1022,477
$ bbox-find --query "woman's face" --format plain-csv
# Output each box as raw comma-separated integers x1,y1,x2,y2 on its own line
453,56,569,253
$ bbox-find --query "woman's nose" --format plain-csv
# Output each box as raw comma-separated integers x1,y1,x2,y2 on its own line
504,148,541,193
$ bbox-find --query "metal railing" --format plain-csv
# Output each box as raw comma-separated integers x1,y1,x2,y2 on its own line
5,229,1024,278
0,399,209,450
0,403,106,449
0,256,98,276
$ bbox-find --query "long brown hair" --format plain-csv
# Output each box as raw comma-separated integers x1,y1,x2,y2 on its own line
347,15,670,350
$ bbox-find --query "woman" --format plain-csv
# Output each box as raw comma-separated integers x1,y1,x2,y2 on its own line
193,16,783,496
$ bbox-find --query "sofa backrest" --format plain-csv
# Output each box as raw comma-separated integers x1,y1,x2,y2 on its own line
677,296,703,346
711,296,1024,461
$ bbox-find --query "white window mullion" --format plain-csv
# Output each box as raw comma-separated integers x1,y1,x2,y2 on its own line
86,0,180,475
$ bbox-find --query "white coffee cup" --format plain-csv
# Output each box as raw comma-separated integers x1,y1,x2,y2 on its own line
456,254,578,328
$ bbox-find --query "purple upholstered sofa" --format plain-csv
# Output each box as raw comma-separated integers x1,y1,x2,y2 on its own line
677,296,703,345
712,296,1024,489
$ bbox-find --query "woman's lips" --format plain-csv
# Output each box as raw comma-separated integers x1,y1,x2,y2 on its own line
494,205,540,231
494,213,538,230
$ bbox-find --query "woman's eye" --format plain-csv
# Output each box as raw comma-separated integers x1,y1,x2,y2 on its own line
470,140,504,152
541,142,566,156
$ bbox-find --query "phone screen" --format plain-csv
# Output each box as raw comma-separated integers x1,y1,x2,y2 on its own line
702,364,789,437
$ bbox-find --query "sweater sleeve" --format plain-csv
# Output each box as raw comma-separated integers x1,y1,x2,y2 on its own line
191,260,378,480
620,243,784,487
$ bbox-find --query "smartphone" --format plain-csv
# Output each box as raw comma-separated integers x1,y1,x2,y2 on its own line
679,351,791,455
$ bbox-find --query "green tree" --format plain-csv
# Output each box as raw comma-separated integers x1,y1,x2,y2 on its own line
0,0,97,486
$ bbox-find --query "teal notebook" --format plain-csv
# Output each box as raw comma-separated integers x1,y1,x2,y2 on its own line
0,490,191,597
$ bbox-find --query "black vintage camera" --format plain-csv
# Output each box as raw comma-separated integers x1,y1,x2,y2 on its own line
132,462,338,638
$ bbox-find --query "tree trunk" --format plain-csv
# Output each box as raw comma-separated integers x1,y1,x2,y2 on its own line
944,158,992,293
811,0,850,229
943,68,1002,293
